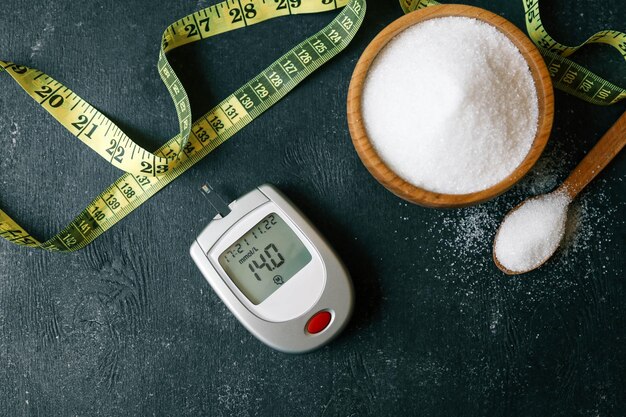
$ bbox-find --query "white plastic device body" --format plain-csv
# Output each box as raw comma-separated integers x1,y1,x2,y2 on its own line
190,184,353,353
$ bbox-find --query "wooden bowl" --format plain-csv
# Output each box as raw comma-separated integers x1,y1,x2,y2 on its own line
347,4,554,208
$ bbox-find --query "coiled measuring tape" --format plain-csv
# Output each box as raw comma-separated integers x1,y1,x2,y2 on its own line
0,0,623,251
0,0,366,251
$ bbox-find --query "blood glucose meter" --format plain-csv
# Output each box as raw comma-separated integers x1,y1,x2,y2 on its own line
190,184,353,353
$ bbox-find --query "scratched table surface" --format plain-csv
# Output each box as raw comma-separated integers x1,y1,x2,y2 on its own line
1,0,625,416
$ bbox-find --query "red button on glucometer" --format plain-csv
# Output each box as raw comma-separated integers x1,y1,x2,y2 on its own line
306,311,332,334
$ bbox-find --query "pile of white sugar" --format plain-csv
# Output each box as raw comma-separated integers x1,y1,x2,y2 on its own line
362,17,539,194
494,191,571,273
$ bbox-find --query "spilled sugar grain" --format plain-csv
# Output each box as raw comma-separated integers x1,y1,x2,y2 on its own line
561,180,621,262
423,182,621,333
439,206,500,261
432,144,572,267
431,190,619,282
415,140,623,348
429,143,618,277
436,143,568,260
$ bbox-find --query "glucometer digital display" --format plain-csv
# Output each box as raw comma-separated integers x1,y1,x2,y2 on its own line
190,184,354,353
218,213,312,305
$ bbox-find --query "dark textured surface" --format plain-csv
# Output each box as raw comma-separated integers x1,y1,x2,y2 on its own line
1,1,625,416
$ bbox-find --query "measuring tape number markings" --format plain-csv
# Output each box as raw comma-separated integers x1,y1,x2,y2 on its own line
1,0,623,251
0,0,366,251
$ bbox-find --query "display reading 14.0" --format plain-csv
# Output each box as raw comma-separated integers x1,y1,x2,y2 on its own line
218,213,312,305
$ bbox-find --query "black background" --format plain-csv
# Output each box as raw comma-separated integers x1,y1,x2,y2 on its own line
0,0,625,416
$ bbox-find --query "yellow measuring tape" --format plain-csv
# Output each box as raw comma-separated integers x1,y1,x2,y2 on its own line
0,0,623,251
0,0,366,251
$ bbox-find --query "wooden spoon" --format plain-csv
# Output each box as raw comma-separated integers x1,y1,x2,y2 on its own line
493,111,626,275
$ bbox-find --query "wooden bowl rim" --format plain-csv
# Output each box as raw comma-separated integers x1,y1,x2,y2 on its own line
347,4,554,208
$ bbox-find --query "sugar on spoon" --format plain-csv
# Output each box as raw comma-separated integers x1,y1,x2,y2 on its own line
493,111,626,275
